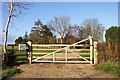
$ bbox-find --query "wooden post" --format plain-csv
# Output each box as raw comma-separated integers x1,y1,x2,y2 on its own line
53,52,55,63
11,45,14,51
65,48,68,63
11,44,14,53
94,41,98,64
27,41,32,64
89,36,93,64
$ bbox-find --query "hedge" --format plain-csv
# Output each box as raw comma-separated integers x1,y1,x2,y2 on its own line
97,42,119,63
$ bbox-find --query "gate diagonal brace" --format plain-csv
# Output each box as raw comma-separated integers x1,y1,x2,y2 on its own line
69,50,90,62
33,38,90,62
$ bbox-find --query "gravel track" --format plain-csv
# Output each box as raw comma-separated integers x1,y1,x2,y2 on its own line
10,63,117,78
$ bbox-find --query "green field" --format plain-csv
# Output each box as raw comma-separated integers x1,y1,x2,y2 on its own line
1,45,91,59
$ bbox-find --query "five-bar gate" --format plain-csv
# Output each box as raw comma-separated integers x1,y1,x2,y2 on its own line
27,36,98,64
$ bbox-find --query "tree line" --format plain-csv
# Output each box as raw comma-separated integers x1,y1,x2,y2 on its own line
15,16,105,45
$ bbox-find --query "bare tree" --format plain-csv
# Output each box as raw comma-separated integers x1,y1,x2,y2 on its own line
63,25,80,43
69,25,80,39
48,16,71,44
3,2,30,54
80,19,105,41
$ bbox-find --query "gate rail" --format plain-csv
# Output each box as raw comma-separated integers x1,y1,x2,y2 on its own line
27,36,98,64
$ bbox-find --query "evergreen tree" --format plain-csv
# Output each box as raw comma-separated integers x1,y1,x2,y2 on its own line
29,19,53,44
15,36,25,45
105,26,119,42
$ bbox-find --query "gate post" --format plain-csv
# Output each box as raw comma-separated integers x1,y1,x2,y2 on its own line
27,41,32,64
94,41,98,64
89,36,93,64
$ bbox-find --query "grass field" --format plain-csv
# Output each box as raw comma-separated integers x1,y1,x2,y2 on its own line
1,45,91,62
1,45,92,62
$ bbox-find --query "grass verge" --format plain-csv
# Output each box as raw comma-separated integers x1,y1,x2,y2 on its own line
96,61,120,77
2,66,20,79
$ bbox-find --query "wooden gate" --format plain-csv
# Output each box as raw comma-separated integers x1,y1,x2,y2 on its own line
27,36,98,64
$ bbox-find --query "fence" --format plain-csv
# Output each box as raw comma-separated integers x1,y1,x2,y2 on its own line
4,36,98,65
27,36,98,64
5,44,28,65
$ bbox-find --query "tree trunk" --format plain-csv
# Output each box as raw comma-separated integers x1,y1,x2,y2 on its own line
3,2,13,60
60,38,63,44
4,16,11,53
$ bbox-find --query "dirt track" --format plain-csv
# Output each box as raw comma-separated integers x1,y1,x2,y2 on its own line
10,63,117,78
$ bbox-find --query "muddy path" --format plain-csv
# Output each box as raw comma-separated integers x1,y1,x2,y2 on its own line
10,63,117,78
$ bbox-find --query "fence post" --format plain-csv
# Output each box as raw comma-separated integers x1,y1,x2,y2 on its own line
65,48,68,63
53,52,55,63
94,41,98,64
27,41,32,64
89,36,93,64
